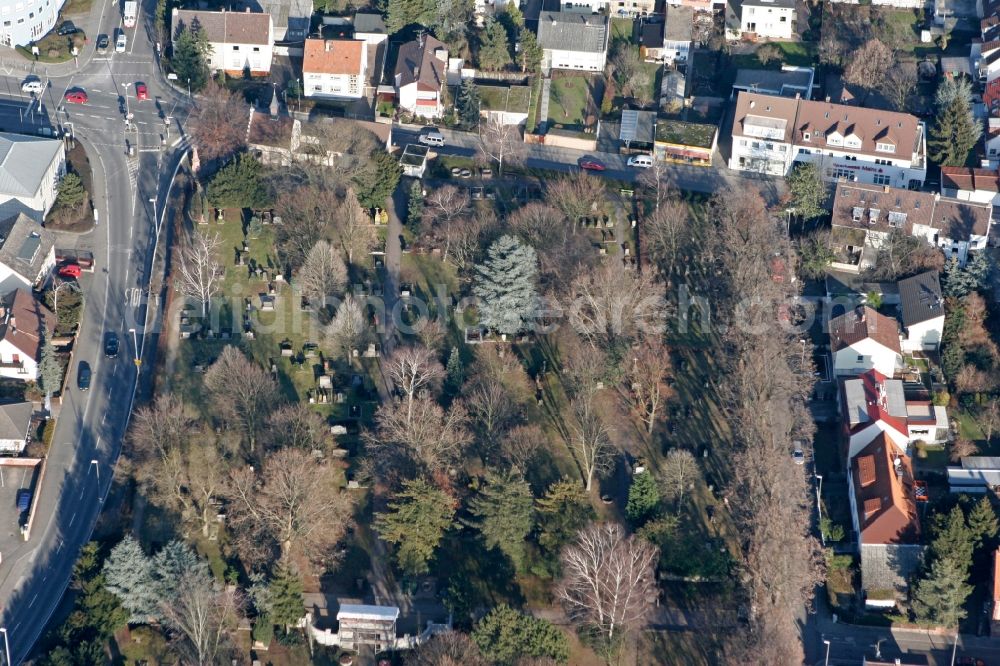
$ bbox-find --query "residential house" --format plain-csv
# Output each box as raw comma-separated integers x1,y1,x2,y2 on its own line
394,34,448,118
975,39,1000,83
0,214,55,293
840,368,947,458
940,166,1000,207
254,0,311,41
946,456,1000,492
729,92,928,189
172,9,274,75
897,271,945,352
353,12,388,45
537,12,610,73
829,182,992,270
662,6,694,64
0,288,55,381
726,0,796,41
653,118,717,165
0,133,65,223
0,401,33,454
829,305,902,377
731,66,814,99
848,433,924,608
303,39,368,100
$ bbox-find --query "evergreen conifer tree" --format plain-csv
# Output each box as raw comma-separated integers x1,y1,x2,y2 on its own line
457,79,482,130
465,471,534,568
928,96,982,167
479,18,512,71
103,535,160,623
912,554,973,628
474,235,539,336
625,470,660,526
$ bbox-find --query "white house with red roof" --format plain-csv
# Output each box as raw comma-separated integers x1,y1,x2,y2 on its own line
393,34,448,118
829,305,902,378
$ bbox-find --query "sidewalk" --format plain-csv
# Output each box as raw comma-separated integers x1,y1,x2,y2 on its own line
0,0,114,78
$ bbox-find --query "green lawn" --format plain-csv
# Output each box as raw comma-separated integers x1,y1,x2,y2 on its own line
548,74,598,130
611,17,634,43
17,30,86,63
479,84,533,114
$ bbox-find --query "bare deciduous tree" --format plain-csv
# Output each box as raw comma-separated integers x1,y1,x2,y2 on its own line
161,570,244,666
266,403,333,453
557,523,659,641
188,82,248,162
950,436,980,462
881,62,918,112
336,188,377,265
325,295,369,362
979,398,1000,444
622,340,672,433
568,263,668,349
176,230,223,318
500,424,544,473
547,173,605,224
644,196,690,276
569,396,615,491
204,346,280,456
843,39,893,100
660,447,698,508
225,448,354,566
466,376,519,443
406,631,488,666
425,185,471,228
296,240,347,310
367,397,471,471
478,116,524,175
274,185,336,272
386,345,445,422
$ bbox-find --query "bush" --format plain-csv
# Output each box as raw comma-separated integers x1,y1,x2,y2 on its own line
932,390,950,406
252,615,274,647
914,440,929,459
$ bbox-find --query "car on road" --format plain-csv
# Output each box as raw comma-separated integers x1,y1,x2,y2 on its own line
792,440,805,465
77,361,91,391
57,21,78,36
16,489,31,513
115,32,127,53
64,90,88,104
627,154,653,168
579,158,606,171
57,263,81,279
20,78,43,94
418,131,445,147
104,332,119,358
135,83,148,101
96,34,110,53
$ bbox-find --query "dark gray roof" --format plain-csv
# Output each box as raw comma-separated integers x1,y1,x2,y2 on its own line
0,213,53,283
733,68,813,97
0,401,32,441
639,22,663,49
620,110,656,144
537,12,609,53
742,0,795,9
353,12,386,34
394,35,447,90
940,56,971,77
898,271,943,327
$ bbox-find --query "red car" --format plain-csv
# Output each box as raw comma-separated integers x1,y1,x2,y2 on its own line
135,83,148,101
579,158,606,171
57,263,81,279
64,90,88,104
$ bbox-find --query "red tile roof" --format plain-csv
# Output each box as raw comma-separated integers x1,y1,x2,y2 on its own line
0,288,54,360
941,167,1000,194
841,369,909,443
829,305,901,355
851,433,920,545
303,38,365,76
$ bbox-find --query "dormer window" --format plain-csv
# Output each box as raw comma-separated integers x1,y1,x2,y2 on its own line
876,142,894,153
852,206,864,222
827,134,843,147
869,208,881,223
888,211,907,227
803,131,810,141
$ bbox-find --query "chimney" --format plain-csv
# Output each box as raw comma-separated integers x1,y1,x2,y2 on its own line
550,15,557,25
325,40,331,52
245,6,249,11
934,192,941,201
825,95,831,102
883,185,889,193
794,92,800,99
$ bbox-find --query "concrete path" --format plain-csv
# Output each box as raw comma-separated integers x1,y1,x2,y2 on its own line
538,77,551,132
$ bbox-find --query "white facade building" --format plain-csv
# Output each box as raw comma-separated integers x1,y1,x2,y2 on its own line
0,213,54,293
829,305,902,378
0,132,64,223
727,0,796,40
303,39,367,100
0,0,62,47
730,92,927,189
537,12,610,72
898,271,945,353
394,34,448,118
172,9,274,75
0,401,32,454
0,288,53,381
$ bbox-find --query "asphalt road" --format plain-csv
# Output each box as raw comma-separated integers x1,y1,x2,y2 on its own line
0,1,190,661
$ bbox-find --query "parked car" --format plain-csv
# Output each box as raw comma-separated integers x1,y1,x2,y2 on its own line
15,489,31,513
96,34,109,53
792,441,805,465
57,263,81,279
418,131,445,147
104,332,119,358
579,158,606,171
64,90,88,104
20,78,43,94
57,21,78,36
627,154,653,168
77,361,91,391
115,31,126,53
135,82,147,100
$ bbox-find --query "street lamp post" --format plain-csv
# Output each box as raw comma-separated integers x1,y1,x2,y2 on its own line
1,626,11,666
815,473,824,547
121,82,131,120
822,639,830,666
128,327,140,367
187,78,191,100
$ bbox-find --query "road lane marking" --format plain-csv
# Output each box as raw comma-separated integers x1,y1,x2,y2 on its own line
68,512,76,527
28,593,36,608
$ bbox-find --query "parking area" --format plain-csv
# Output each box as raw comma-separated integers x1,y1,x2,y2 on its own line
0,459,43,554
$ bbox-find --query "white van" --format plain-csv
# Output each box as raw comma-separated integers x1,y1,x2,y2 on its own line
418,131,445,147
116,32,127,53
627,154,653,168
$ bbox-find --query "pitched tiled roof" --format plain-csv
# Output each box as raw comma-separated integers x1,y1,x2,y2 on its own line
732,92,798,143
0,288,54,360
0,401,32,440
841,369,908,441
898,271,944,327
829,305,901,355
793,99,922,161
173,9,271,45
537,12,609,53
394,35,447,91
304,38,365,76
852,433,920,545
941,167,1000,194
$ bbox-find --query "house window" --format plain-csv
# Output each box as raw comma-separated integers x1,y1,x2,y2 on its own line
253,47,260,52
876,142,894,153
798,148,810,155
873,174,890,186
232,45,239,51
739,139,747,146
856,354,864,362
779,15,786,21
803,132,810,141
832,167,855,180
